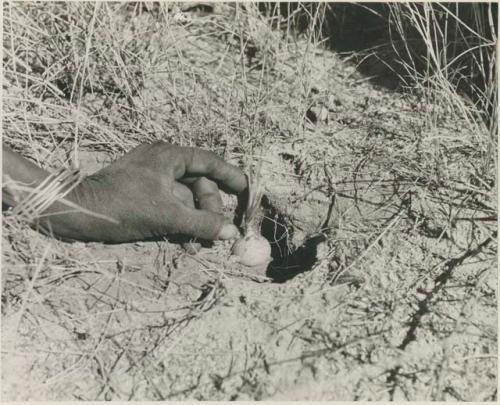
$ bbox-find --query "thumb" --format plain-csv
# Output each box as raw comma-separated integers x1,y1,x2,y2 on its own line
172,205,239,240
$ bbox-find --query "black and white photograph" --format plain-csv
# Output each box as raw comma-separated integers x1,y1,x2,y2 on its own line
1,1,497,401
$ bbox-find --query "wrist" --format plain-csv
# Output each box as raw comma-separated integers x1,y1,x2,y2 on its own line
3,145,50,208
41,174,122,242
6,169,121,242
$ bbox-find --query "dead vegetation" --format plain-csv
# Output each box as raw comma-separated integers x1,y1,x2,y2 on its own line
2,2,497,401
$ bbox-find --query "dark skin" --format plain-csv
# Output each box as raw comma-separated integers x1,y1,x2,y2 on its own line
2,142,248,243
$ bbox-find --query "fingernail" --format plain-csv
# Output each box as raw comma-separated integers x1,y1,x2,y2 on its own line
217,224,240,240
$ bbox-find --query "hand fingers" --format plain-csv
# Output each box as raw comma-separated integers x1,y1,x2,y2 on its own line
171,183,204,253
172,182,195,207
217,223,240,239
172,204,239,240
191,177,223,213
114,143,247,194
172,181,238,240
175,147,247,194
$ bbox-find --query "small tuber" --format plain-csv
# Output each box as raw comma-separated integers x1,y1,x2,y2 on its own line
231,168,272,274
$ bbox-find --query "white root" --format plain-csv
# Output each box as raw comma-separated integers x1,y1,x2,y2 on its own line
231,163,272,273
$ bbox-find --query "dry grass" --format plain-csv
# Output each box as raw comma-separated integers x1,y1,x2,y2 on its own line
386,3,497,160
2,1,497,401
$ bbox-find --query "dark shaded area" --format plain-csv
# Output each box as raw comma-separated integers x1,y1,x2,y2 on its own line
258,2,399,88
325,3,497,120
258,195,323,283
267,234,326,283
233,185,249,229
260,2,498,127
321,3,400,90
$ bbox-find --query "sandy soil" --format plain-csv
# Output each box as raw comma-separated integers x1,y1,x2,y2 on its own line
2,3,496,401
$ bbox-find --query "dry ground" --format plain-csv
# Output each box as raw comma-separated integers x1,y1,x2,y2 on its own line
2,2,497,401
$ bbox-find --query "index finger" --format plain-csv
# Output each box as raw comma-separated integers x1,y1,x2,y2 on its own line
176,147,247,194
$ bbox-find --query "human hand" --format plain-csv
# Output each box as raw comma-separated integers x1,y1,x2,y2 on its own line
65,142,247,243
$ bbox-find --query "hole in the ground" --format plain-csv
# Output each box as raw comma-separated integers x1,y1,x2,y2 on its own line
260,195,325,283
279,152,303,176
